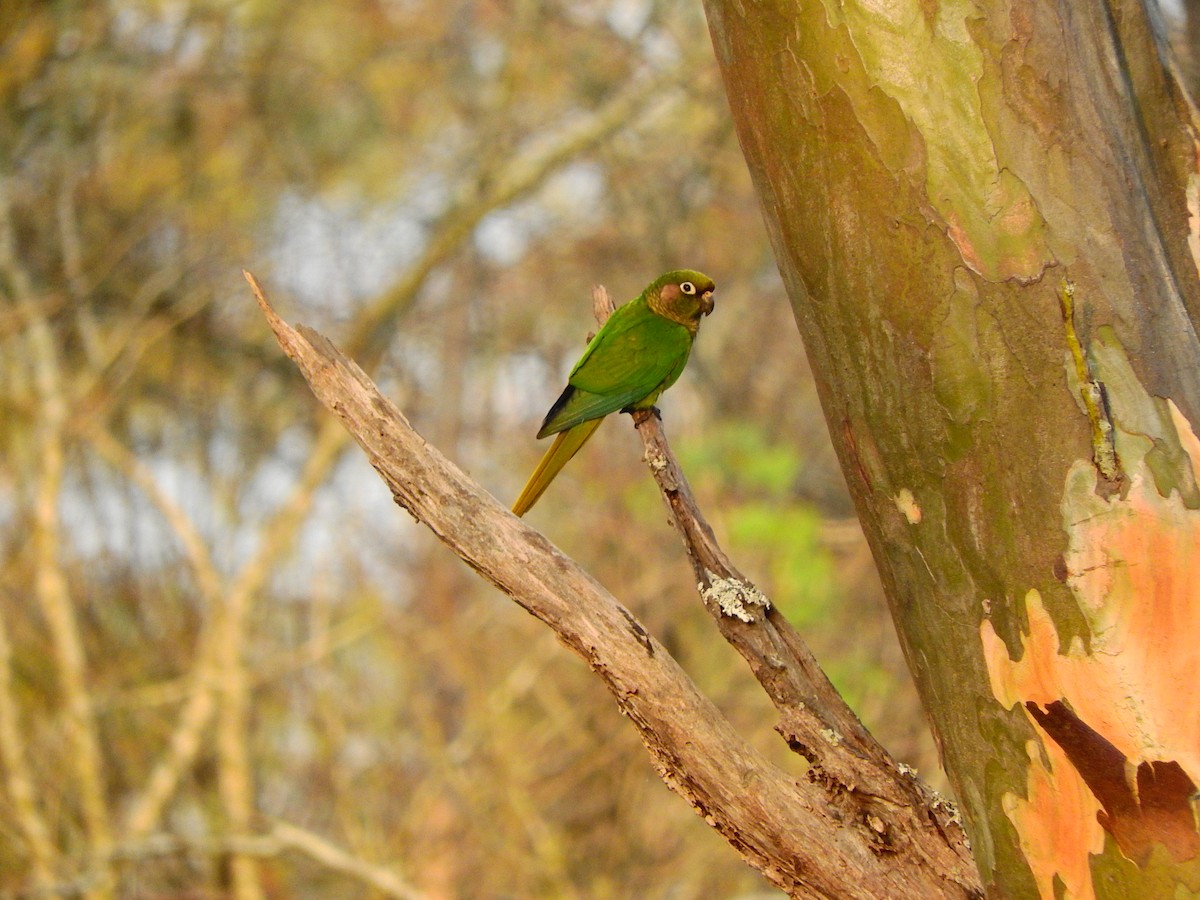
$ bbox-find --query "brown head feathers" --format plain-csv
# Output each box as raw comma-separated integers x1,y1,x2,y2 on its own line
645,269,715,331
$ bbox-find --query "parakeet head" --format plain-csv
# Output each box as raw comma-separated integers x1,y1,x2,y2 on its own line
648,269,716,330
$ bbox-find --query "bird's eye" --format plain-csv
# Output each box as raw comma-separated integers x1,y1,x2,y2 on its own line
680,282,696,295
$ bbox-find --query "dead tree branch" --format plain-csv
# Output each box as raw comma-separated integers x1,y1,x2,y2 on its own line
247,271,981,899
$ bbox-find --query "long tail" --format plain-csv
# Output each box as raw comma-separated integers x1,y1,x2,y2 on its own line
512,419,604,516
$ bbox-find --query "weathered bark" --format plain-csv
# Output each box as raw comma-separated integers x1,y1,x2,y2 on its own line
1178,0,1200,96
248,274,982,898
703,0,1200,895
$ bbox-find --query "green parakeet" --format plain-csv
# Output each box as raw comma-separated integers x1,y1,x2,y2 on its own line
512,269,716,516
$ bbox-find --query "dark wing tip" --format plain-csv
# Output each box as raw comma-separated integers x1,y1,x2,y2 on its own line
536,385,576,438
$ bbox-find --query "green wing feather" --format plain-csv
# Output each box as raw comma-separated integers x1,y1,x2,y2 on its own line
537,301,693,438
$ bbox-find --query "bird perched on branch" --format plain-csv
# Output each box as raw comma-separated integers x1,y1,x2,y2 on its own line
512,269,716,516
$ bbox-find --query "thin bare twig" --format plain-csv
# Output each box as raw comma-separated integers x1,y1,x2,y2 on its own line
123,420,348,843
83,426,223,603
49,824,425,900
1,174,114,899
347,67,689,364
0,589,58,889
267,820,427,900
99,609,379,713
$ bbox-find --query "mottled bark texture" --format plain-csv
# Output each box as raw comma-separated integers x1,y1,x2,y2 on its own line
703,0,1200,896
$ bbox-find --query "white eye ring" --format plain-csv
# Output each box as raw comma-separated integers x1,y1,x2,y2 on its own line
680,281,696,295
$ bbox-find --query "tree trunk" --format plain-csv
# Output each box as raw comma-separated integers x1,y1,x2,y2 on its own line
702,0,1200,895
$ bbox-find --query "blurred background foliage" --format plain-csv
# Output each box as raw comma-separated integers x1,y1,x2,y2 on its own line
20,0,1198,896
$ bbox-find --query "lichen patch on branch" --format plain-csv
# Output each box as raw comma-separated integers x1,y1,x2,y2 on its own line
701,572,771,623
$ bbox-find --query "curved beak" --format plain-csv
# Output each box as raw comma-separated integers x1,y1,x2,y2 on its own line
700,290,715,316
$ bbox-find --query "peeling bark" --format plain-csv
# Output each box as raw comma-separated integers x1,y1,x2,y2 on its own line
703,0,1200,895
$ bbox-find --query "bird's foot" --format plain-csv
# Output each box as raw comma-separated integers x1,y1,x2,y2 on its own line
628,406,662,424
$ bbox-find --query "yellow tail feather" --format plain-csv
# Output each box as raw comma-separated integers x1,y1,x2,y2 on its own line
512,419,604,516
